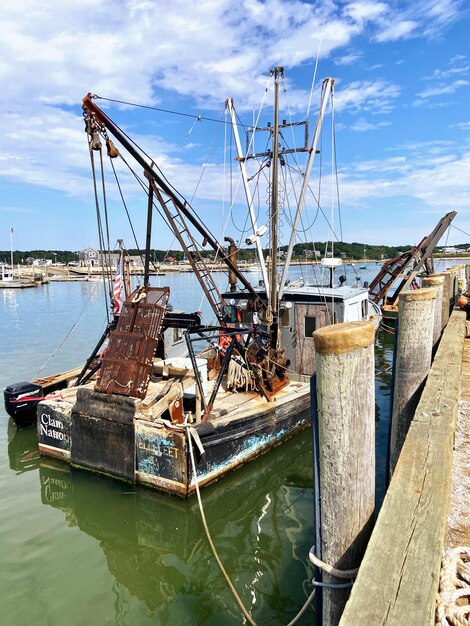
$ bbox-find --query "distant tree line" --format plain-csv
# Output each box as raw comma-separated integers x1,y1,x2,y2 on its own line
1,242,469,265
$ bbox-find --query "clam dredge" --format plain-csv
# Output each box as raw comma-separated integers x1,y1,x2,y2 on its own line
5,69,379,496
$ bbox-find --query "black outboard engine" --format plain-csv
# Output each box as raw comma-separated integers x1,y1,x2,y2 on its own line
4,382,44,427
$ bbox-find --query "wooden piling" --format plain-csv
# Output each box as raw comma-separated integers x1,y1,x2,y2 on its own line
313,321,376,626
446,267,459,307
456,263,465,290
433,272,452,330
421,275,444,348
389,288,436,475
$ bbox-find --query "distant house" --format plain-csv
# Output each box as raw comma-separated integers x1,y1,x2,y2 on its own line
441,246,458,255
79,247,99,267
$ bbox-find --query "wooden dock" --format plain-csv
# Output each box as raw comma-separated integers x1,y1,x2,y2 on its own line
340,307,469,625
446,333,470,548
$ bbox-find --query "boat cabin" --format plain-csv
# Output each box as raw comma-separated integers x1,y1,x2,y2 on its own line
221,284,371,375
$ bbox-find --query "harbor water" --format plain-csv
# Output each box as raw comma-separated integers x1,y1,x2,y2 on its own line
2,259,453,625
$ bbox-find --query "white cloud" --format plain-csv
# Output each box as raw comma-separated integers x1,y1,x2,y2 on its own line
338,143,470,212
375,20,418,42
416,79,469,99
372,0,462,42
335,52,363,66
423,64,470,81
350,118,392,131
335,80,401,114
344,1,388,23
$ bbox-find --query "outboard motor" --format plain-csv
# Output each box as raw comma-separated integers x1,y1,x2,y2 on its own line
4,382,44,427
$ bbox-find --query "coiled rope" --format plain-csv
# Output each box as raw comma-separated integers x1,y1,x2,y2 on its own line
437,547,470,626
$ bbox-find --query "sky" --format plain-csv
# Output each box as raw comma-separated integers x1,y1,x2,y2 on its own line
1,0,469,254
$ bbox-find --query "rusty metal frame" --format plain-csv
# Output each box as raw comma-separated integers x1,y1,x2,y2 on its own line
96,286,169,399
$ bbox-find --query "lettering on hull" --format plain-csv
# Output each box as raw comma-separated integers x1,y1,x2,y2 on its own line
37,407,72,453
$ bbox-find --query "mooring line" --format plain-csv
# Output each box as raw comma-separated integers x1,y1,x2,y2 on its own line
186,426,257,626
186,426,321,625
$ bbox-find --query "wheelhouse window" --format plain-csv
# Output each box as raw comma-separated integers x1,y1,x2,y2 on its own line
280,308,290,328
305,316,316,337
361,299,368,318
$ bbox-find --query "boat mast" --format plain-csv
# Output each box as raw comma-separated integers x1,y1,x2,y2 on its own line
278,77,334,301
226,99,270,299
269,66,282,336
10,227,13,278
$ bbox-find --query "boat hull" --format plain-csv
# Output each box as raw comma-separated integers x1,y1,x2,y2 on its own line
136,389,311,496
37,384,311,497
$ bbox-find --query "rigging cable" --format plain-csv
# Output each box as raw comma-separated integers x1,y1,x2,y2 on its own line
331,86,344,243
93,94,246,128
305,18,326,119
35,280,103,377
98,147,114,285
110,157,145,262
279,81,325,289
87,137,111,324
330,86,335,259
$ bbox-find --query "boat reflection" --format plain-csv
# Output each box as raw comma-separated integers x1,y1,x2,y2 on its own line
7,419,40,473
38,429,316,624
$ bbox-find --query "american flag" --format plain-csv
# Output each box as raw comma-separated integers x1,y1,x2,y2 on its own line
113,258,123,316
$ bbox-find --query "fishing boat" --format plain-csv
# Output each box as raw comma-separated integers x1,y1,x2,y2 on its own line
5,69,380,496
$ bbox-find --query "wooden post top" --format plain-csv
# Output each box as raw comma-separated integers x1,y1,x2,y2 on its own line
421,275,445,286
399,287,437,302
313,321,375,355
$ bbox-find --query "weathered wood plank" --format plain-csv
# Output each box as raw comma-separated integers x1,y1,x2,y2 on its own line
340,309,466,626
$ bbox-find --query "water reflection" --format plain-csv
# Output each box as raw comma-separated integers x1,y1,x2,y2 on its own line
374,327,395,505
38,430,315,625
7,419,40,473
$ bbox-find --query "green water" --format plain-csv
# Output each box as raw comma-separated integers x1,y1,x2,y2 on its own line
0,276,394,625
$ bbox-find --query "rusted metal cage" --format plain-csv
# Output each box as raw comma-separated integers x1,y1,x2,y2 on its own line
96,287,169,399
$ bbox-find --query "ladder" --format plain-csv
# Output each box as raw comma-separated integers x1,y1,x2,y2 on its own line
150,181,227,324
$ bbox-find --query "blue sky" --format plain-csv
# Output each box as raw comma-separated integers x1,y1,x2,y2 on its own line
1,0,469,253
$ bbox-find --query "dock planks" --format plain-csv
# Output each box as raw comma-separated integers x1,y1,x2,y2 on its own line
445,334,470,547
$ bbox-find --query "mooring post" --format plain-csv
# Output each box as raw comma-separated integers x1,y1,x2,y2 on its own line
446,267,458,308
389,288,436,476
421,275,444,349
433,273,452,330
458,264,466,290
313,321,376,626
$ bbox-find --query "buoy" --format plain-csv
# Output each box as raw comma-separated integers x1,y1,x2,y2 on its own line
458,295,468,308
